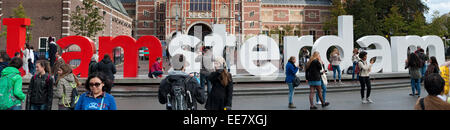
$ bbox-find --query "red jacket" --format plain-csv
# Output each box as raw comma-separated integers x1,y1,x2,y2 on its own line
151,61,162,72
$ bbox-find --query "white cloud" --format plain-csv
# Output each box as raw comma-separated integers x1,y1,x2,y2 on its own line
423,0,450,22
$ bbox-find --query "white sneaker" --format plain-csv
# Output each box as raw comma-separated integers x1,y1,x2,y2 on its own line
362,98,368,104
366,98,374,103
316,101,322,105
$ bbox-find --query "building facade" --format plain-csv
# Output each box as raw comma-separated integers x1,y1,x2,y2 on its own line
0,0,133,54
128,0,331,44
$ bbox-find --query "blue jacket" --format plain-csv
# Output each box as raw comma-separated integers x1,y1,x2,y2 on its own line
75,92,117,110
285,62,299,83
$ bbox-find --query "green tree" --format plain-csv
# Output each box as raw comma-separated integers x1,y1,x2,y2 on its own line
0,2,33,42
407,11,428,36
427,11,448,37
266,25,280,36
70,0,105,39
353,0,382,39
295,23,302,36
323,0,346,35
383,6,407,36
394,0,428,22
281,25,294,36
373,0,428,22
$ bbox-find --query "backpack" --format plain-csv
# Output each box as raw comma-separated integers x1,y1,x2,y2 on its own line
419,98,425,110
62,77,80,110
355,62,360,74
0,74,19,110
32,74,51,84
166,76,194,110
327,64,333,71
292,76,301,87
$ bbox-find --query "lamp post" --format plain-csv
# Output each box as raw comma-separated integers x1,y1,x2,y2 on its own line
175,13,179,37
237,13,241,45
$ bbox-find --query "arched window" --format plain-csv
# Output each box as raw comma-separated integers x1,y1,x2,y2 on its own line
190,0,211,11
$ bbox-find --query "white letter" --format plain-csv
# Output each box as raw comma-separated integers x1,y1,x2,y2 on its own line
356,36,392,73
283,35,313,73
422,36,445,66
312,15,354,70
240,35,280,76
168,34,201,73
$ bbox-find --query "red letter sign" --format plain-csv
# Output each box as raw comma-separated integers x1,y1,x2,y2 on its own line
57,36,95,77
99,35,162,77
3,18,31,76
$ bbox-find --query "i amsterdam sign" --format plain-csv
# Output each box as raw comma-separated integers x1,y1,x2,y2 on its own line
3,16,445,78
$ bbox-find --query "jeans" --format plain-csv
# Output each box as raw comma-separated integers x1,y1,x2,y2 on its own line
287,83,294,104
420,64,427,77
151,71,163,77
30,104,48,110
359,77,371,99
28,62,35,75
411,78,421,96
316,80,327,102
200,73,212,94
352,62,359,81
332,65,341,81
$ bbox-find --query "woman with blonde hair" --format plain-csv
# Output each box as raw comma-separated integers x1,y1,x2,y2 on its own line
330,48,342,84
285,56,299,108
306,51,330,110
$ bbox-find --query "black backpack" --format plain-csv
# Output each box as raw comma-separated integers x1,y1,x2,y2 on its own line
166,76,194,110
293,76,301,87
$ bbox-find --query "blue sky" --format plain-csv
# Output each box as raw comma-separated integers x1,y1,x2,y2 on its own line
422,0,450,23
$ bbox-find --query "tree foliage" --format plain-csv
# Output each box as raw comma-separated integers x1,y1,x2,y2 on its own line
1,2,33,42
70,0,105,39
383,6,407,36
323,0,346,35
335,0,448,40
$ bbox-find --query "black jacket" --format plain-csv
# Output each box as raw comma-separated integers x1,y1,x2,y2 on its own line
88,61,98,77
305,60,322,81
26,73,53,110
48,43,57,60
97,58,116,81
159,73,205,110
205,70,233,110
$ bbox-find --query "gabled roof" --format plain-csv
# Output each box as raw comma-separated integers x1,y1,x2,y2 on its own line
99,0,129,16
120,0,136,3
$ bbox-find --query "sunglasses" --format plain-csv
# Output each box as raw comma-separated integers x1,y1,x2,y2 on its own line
89,82,102,87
